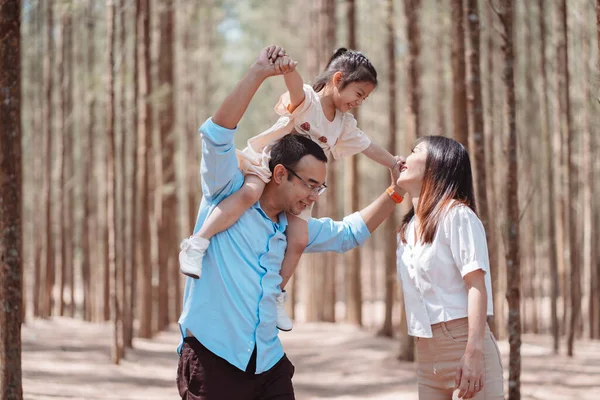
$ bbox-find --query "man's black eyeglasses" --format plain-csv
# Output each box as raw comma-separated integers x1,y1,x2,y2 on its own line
283,166,327,196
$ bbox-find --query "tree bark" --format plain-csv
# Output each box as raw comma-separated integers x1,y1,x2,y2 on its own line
451,0,468,147
81,0,96,322
125,0,140,348
497,1,521,398
556,0,581,358
581,16,596,340
0,1,23,397
398,0,422,362
404,0,421,142
344,0,362,327
136,0,153,339
157,0,177,330
322,0,336,323
484,1,501,339
466,0,493,336
106,0,122,364
42,0,55,319
537,0,559,350
379,0,396,338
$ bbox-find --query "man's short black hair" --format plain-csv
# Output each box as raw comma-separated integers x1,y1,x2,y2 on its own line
268,131,328,173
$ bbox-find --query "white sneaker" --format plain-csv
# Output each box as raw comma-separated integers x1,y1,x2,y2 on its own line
276,291,293,331
179,235,210,279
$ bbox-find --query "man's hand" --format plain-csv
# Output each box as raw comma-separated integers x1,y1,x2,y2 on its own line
251,45,289,78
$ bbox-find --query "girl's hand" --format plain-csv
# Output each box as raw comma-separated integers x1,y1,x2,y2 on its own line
390,156,405,194
275,55,298,75
455,348,485,399
251,45,288,77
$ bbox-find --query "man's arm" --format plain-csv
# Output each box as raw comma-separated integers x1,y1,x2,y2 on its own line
213,45,287,129
200,46,291,202
305,162,404,253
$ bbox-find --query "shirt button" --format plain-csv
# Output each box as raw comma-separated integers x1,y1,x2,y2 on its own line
247,348,251,352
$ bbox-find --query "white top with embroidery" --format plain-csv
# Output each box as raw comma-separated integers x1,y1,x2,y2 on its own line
236,84,372,183
396,202,494,338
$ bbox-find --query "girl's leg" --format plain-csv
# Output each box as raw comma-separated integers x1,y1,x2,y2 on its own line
180,175,266,279
275,214,308,331
280,214,309,289
197,174,266,239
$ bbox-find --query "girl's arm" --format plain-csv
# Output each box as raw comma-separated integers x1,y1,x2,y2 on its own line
283,67,305,112
362,142,397,169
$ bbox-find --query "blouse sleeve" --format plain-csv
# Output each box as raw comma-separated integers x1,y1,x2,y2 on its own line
443,205,490,278
330,113,372,160
274,84,318,119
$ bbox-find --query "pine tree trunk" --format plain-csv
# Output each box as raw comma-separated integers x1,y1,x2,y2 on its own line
557,0,581,358
137,0,153,339
404,0,421,141
537,0,559,348
498,1,521,398
58,10,75,318
33,1,43,319
582,21,596,340
43,0,55,319
466,0,493,336
56,10,66,317
435,2,447,135
398,0,421,362
157,0,177,330
81,0,95,322
484,2,501,339
553,0,569,338
106,0,122,364
125,0,140,348
0,1,23,397
119,0,132,353
322,0,336,323
379,0,397,338
451,0,468,147
344,0,362,327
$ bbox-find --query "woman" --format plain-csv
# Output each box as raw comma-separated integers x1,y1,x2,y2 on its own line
395,136,504,399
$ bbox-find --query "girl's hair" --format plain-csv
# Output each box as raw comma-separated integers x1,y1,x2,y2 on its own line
399,136,477,244
312,48,378,92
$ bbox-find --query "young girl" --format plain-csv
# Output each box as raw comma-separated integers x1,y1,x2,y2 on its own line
180,47,398,331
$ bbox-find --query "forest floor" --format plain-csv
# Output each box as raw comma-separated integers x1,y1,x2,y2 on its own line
22,317,600,400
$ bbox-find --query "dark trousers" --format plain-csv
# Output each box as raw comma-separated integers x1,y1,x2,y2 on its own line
177,337,295,400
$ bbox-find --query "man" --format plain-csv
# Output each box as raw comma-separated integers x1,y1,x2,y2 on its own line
177,45,405,399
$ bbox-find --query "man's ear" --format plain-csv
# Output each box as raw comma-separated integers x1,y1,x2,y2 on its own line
272,164,287,185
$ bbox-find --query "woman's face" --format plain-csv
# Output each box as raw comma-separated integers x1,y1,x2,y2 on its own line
397,141,428,193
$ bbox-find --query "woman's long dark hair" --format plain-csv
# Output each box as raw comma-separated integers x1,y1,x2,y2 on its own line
312,48,378,92
399,136,477,244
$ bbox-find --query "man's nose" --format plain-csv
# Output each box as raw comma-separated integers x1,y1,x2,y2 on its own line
308,192,319,202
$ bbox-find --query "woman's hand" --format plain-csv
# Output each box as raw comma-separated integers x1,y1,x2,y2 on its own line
455,348,485,399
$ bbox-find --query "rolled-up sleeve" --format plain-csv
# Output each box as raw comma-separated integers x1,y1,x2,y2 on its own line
305,212,371,254
199,118,244,203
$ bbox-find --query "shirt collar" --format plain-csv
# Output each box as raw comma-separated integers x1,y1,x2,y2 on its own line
254,202,288,233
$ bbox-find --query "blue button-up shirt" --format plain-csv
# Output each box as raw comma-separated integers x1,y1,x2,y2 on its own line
178,118,371,374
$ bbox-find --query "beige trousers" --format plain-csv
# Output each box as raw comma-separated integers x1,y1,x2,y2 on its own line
415,318,504,399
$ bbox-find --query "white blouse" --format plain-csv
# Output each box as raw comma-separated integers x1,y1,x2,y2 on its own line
396,202,494,338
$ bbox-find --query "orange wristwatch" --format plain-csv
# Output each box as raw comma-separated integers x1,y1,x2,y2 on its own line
386,186,404,204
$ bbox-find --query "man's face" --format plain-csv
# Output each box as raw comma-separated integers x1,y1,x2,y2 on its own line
278,155,327,216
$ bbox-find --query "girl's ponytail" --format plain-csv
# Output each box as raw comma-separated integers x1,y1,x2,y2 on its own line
311,48,377,93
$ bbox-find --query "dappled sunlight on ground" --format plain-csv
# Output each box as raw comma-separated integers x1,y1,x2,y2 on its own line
21,318,600,399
